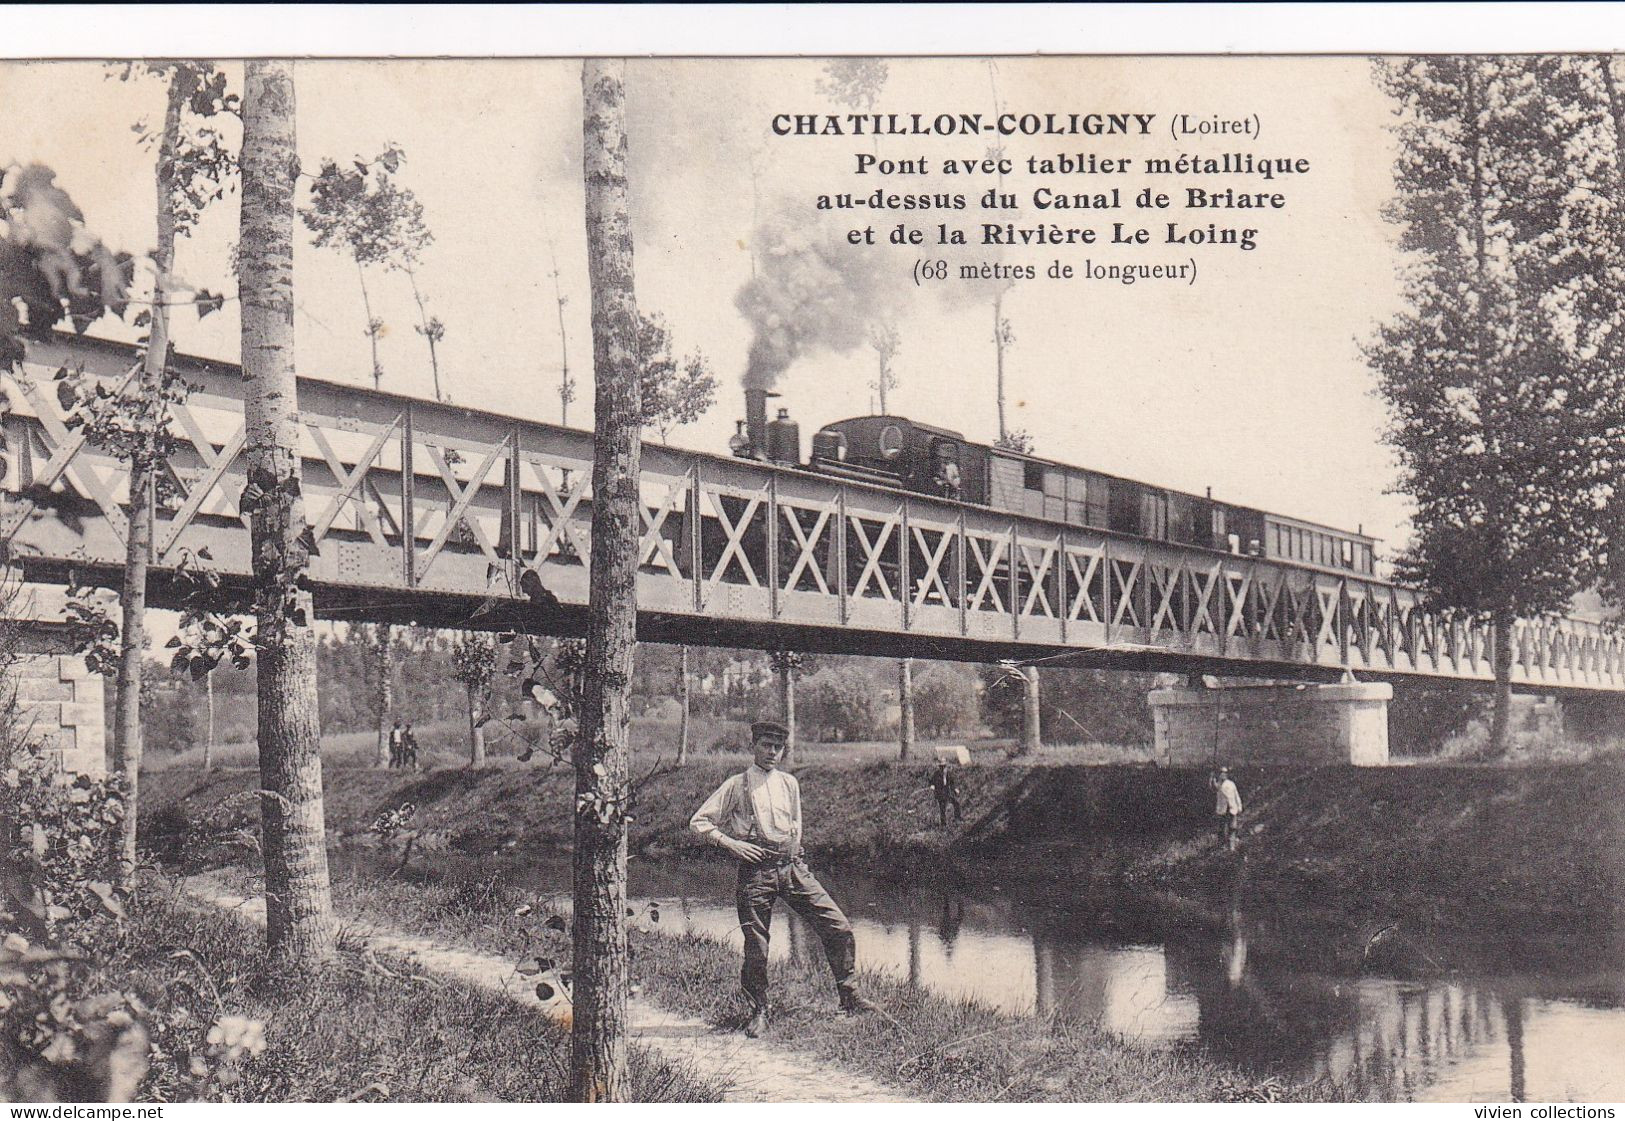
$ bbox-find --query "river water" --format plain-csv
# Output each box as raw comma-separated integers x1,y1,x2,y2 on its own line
338,848,1625,1102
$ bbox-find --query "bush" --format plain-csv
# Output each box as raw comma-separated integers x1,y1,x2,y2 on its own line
798,664,886,742
912,664,980,739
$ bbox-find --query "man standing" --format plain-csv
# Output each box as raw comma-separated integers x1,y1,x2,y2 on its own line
930,758,963,827
690,720,878,1037
388,720,404,769
1212,766,1243,851
401,721,419,771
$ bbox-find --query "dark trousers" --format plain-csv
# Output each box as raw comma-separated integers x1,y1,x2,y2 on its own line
1218,812,1239,849
736,858,856,1008
936,794,962,825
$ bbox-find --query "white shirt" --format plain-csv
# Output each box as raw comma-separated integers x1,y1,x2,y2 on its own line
690,765,802,851
1215,779,1242,816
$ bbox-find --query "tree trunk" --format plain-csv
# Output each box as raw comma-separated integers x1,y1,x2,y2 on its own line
203,673,214,771
675,645,690,765
241,59,334,966
1490,607,1514,756
778,656,797,765
111,66,190,892
898,657,915,761
372,625,393,767
467,683,486,767
993,290,1007,442
1019,665,1041,755
572,57,640,1103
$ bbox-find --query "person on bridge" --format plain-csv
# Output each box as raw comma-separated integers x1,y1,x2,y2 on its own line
1212,766,1243,851
388,720,405,769
931,758,964,826
689,719,879,1038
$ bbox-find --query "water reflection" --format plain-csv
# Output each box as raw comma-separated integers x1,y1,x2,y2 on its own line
336,849,1625,1101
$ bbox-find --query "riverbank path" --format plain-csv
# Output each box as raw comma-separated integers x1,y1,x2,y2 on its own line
181,872,918,1104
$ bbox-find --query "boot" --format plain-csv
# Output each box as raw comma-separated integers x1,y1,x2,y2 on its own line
744,1005,767,1038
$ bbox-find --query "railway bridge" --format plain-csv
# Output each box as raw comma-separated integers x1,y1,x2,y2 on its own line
4,335,1622,772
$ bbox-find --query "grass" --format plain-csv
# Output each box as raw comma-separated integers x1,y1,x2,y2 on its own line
219,863,1361,1103
38,879,725,1103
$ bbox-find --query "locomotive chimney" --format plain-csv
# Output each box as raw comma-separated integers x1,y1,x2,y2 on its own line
745,387,778,459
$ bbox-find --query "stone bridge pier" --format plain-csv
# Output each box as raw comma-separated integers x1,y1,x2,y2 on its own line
3,580,106,777
1149,678,1393,766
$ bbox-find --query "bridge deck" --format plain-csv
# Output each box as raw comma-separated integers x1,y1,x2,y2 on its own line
3,335,1621,693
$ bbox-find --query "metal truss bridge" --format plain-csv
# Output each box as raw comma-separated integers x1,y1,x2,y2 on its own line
3,335,1621,695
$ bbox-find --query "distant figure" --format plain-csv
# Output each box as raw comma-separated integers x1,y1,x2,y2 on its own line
933,443,962,500
1211,766,1243,851
689,719,878,1038
388,720,405,769
402,722,420,771
930,759,963,826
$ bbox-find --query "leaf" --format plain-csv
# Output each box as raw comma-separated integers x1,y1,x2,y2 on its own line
55,380,77,411
592,762,607,777
535,982,555,1001
513,904,532,917
165,635,181,648
544,915,566,933
516,959,543,977
197,546,214,561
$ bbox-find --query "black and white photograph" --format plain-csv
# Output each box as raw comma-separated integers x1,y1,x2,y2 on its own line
2,6,1624,1108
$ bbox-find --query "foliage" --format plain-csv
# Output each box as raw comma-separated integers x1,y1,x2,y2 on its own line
113,62,241,239
300,147,448,397
62,571,122,678
0,164,133,368
299,148,415,268
0,695,140,1101
816,59,889,112
797,663,886,742
1368,56,1625,622
910,663,980,739
636,312,717,440
979,664,1157,746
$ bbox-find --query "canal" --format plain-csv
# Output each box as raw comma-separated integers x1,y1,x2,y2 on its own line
335,847,1625,1102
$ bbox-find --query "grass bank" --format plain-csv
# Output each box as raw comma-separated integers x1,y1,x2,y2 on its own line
243,863,1354,1102
12,881,722,1103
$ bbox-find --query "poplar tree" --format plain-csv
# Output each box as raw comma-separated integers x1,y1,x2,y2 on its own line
1368,56,1625,753
573,57,640,1102
240,59,335,963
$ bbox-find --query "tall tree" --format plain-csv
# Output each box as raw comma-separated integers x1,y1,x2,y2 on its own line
355,622,394,767
110,68,185,891
573,57,640,1102
103,62,237,890
240,59,335,963
1368,56,1625,752
770,650,802,764
897,656,915,761
452,630,497,767
635,310,716,766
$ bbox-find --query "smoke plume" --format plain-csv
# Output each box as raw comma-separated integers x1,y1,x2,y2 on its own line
734,208,896,390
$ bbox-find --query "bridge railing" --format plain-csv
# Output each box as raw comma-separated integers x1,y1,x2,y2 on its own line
2,336,1621,691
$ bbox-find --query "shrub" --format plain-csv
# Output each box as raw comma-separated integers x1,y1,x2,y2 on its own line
798,664,886,742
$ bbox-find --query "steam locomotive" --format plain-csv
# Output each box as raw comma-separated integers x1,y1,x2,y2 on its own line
731,387,1377,576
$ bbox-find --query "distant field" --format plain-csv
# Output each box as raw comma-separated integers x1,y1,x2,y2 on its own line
148,714,1155,772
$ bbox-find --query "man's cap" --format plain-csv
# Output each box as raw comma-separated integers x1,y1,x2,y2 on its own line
751,720,789,742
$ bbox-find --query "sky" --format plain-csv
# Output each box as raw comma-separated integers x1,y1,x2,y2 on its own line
0,56,1410,552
